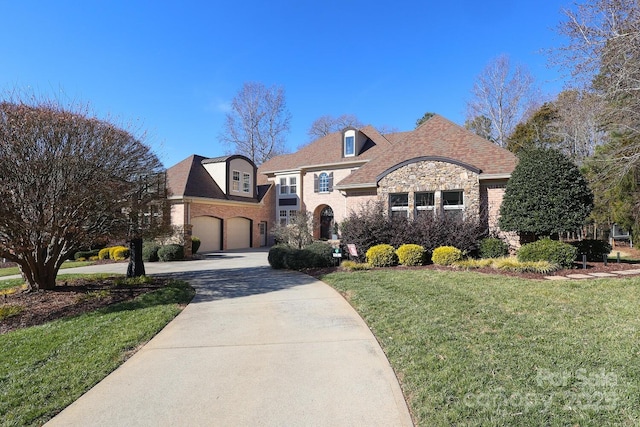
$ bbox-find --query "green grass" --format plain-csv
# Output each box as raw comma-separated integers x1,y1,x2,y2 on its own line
321,269,640,426
0,260,95,278
0,279,195,427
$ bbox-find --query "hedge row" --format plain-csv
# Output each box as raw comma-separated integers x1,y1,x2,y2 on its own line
268,242,334,270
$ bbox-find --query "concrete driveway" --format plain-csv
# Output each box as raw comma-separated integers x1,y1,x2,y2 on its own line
44,249,413,426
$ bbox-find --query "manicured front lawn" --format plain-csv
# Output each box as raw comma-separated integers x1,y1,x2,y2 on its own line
0,280,194,426
321,269,640,426
0,260,95,278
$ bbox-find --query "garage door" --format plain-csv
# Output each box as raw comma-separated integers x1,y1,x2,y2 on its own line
191,216,221,252
227,217,251,250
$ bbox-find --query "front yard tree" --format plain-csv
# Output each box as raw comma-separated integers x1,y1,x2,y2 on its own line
499,148,593,238
0,98,167,291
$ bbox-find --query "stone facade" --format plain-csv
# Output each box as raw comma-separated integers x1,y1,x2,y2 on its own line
377,160,480,219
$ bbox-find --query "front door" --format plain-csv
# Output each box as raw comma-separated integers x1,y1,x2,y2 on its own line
320,206,334,240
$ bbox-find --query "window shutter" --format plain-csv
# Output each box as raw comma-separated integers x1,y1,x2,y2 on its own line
314,174,319,193
328,173,334,191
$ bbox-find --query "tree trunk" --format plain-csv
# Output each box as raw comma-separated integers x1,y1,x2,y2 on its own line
127,237,145,278
19,260,58,291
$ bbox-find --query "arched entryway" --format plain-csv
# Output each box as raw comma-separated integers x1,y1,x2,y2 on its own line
315,205,334,240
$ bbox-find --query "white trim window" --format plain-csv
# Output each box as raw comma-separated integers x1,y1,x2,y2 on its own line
279,210,288,226
243,173,251,193
390,193,409,218
289,177,297,194
344,135,355,157
279,177,288,194
415,192,435,217
319,173,329,193
232,170,240,192
442,190,464,220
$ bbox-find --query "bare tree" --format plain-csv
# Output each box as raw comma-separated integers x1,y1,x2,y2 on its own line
221,82,291,165
307,114,363,140
553,89,607,162
553,0,640,180
0,97,168,291
466,54,539,148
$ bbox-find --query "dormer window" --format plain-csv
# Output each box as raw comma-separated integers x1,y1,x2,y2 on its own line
344,135,355,157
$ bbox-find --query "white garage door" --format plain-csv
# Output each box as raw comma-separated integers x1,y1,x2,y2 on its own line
227,217,251,250
191,216,221,252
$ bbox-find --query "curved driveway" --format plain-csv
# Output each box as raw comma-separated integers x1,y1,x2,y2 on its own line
45,249,413,426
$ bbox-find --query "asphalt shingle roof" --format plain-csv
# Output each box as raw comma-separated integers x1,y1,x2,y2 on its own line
258,115,517,187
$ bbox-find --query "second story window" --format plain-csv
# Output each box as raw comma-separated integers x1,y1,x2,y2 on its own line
319,173,329,192
232,171,240,192
243,173,250,193
279,177,288,194
344,135,355,157
289,177,297,194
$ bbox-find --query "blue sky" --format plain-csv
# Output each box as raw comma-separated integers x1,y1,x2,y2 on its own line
1,0,572,167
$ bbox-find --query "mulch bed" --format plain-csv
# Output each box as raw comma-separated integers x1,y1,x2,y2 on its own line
0,277,167,335
306,259,640,281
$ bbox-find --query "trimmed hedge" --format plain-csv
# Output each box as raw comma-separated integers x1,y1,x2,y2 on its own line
142,243,161,262
479,237,509,259
158,244,184,262
74,249,100,260
396,244,426,266
366,244,398,267
111,246,130,261
517,238,577,268
432,246,463,266
570,239,612,262
268,245,291,269
98,248,111,260
191,236,201,254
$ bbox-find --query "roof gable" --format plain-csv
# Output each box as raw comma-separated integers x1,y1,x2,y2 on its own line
337,115,518,188
166,154,227,200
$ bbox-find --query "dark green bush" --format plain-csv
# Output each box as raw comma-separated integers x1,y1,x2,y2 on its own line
304,242,334,268
143,243,161,262
74,249,100,260
570,239,612,262
157,244,184,262
517,238,577,268
479,237,509,259
268,245,291,269
191,236,201,254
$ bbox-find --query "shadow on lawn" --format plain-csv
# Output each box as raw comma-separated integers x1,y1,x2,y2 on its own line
161,266,318,303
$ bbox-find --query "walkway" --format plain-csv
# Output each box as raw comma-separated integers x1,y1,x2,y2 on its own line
545,268,640,280
44,249,413,427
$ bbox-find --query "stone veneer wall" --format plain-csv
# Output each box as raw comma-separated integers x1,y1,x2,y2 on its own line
377,160,480,218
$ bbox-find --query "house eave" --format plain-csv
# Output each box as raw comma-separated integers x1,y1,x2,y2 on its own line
334,182,378,190
261,159,369,176
169,195,264,208
479,173,511,180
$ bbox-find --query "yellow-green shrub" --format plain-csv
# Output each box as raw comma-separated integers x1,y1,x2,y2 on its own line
111,246,130,261
396,244,425,266
98,248,111,260
453,258,493,269
431,246,463,266
341,260,372,271
366,244,398,267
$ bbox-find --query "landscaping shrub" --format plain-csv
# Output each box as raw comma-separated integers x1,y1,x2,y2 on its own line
108,246,128,260
517,238,577,268
283,248,309,270
396,244,426,266
73,249,99,261
340,201,485,257
268,245,291,269
98,248,111,260
111,246,130,261
431,246,463,266
453,258,493,269
191,236,201,254
340,260,372,271
142,243,161,262
366,244,398,267
570,239,612,262
479,237,509,259
157,244,184,262
303,241,334,268
492,257,560,274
